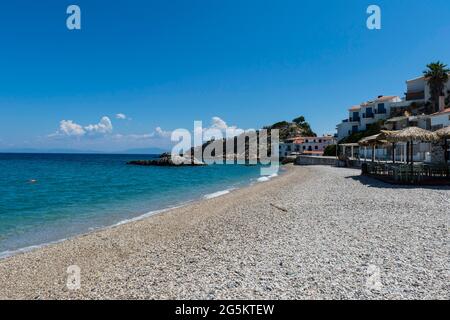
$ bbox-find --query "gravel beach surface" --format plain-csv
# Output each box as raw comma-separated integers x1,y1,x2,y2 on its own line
0,165,448,299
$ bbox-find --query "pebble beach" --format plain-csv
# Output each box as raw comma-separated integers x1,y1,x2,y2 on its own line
0,165,448,300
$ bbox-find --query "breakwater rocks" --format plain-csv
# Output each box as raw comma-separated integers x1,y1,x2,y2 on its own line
127,153,206,167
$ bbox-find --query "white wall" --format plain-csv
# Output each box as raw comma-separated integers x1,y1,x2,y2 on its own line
431,113,450,128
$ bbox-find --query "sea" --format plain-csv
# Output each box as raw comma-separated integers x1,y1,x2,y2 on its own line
0,153,277,258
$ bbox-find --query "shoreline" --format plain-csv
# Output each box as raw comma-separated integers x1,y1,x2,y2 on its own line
0,165,448,300
0,167,283,261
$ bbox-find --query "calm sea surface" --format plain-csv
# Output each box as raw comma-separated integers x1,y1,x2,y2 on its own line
0,153,268,256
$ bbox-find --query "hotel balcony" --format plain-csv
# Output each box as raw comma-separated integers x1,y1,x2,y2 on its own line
405,91,425,101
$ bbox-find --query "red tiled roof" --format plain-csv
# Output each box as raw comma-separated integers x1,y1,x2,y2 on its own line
430,107,450,116
348,105,361,111
375,96,397,103
285,136,334,143
361,95,399,106
303,151,324,155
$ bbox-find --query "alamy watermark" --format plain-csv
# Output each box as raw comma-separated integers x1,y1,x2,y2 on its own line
66,5,381,31
66,265,81,290
367,5,381,30
170,121,280,176
66,5,81,30
365,264,382,291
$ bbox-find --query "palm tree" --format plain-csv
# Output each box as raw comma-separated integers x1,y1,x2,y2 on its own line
423,61,450,113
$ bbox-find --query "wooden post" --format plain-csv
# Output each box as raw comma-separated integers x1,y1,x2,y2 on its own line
406,141,410,164
410,140,414,180
445,138,449,177
392,143,396,164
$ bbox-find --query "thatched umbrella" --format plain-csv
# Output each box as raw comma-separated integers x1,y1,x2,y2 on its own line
435,126,450,169
381,127,438,178
381,127,437,143
358,133,390,162
435,126,450,139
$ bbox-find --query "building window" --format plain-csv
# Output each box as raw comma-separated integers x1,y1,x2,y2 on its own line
315,146,318,150
303,146,306,150
319,139,322,143
378,103,386,114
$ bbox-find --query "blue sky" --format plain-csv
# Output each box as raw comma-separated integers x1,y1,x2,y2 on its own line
0,0,449,151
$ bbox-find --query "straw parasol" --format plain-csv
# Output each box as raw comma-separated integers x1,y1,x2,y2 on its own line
435,126,450,139
381,127,437,143
358,133,391,162
358,134,387,146
435,126,450,167
381,127,437,178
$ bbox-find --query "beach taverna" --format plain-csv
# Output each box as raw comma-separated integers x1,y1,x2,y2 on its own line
356,126,449,183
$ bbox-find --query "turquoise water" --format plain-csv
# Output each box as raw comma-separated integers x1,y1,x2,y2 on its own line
0,153,268,256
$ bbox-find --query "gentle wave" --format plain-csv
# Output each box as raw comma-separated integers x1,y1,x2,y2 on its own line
112,205,186,227
257,173,278,182
0,239,68,260
203,189,234,199
0,205,187,260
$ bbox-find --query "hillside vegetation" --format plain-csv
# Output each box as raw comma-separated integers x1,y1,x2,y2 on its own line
264,116,316,141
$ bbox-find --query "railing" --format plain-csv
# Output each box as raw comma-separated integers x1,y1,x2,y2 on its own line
362,162,449,183
405,91,425,101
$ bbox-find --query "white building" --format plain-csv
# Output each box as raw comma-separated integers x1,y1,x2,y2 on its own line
336,96,401,141
404,75,450,103
389,75,450,114
429,107,450,130
279,136,336,158
336,74,450,141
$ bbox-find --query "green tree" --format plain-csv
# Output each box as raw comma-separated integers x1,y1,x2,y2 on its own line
292,116,316,137
323,144,337,157
292,116,305,125
423,61,450,113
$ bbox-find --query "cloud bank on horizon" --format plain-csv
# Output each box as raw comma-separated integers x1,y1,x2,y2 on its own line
37,115,245,152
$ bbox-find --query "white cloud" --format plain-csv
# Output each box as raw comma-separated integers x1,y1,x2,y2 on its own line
58,120,86,137
116,113,127,120
205,116,244,138
154,127,172,138
211,116,228,130
113,127,172,141
84,116,113,135
52,116,113,138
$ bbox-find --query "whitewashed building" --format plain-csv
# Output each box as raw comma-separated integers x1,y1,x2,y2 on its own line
430,107,450,130
336,96,401,141
403,75,450,103
279,136,336,158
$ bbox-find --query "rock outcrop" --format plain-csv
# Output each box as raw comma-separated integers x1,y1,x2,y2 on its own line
127,153,205,167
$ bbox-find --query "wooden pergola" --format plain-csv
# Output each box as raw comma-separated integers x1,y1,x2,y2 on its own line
338,143,359,160
358,133,390,163
381,127,437,176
